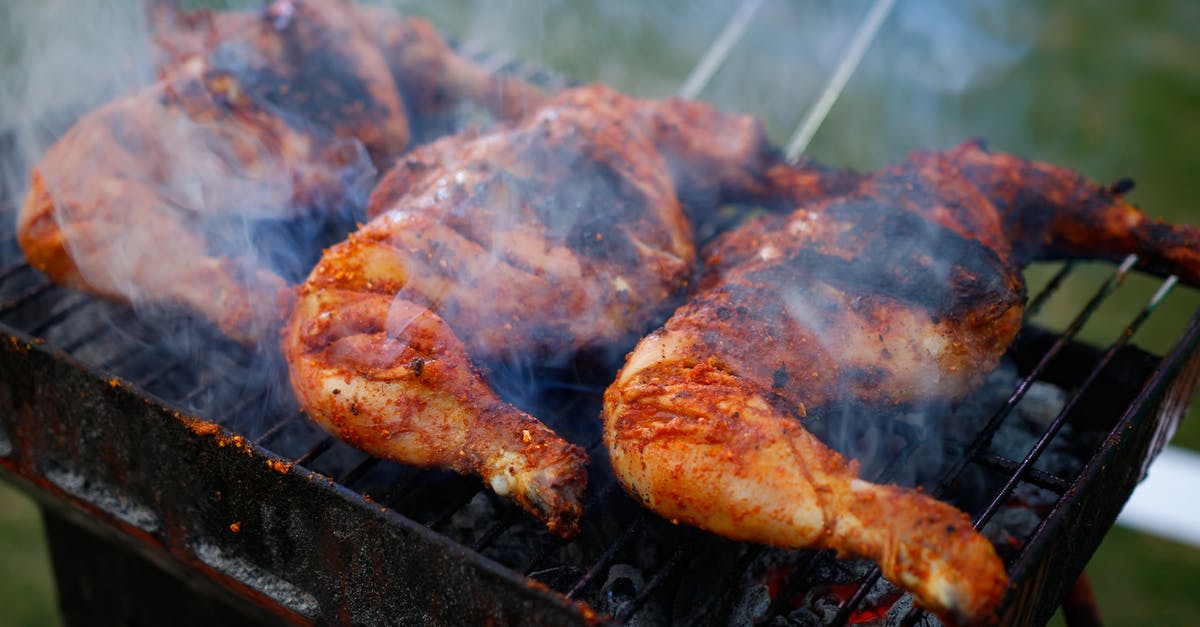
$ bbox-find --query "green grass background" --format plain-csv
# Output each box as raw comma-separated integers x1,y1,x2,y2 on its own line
2,0,1199,625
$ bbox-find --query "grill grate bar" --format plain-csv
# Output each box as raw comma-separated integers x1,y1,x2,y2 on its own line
680,549,781,627
1026,262,1075,318
565,517,647,599
383,469,436,509
57,321,116,355
132,357,185,390
931,254,1137,503
471,508,521,553
427,489,489,530
95,344,154,374
292,436,335,466
251,412,302,446
677,0,766,100
337,457,380,488
180,381,215,405
24,292,91,337
614,543,688,623
222,388,271,425
0,258,32,283
829,255,1139,626
975,453,1071,494
0,280,52,315
973,274,1178,531
895,273,1180,627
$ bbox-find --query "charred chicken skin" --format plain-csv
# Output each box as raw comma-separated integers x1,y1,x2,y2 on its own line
147,0,544,136
18,0,543,346
604,140,1200,624
281,84,779,536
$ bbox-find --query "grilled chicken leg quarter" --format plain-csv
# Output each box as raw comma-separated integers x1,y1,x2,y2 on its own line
604,140,1200,624
18,0,543,346
281,84,779,536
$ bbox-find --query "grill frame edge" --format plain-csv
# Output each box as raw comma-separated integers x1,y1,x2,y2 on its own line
998,308,1200,626
0,327,606,627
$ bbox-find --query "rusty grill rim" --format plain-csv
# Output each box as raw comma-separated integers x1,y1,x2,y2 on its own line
0,320,605,626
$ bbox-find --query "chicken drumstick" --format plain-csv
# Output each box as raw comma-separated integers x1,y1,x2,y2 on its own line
19,0,543,346
281,84,779,535
604,140,1200,624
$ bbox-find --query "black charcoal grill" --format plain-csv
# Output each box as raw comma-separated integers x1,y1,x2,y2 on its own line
2,2,1200,626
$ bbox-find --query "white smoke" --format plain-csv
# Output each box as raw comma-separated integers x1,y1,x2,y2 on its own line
0,0,1045,456
0,1,154,206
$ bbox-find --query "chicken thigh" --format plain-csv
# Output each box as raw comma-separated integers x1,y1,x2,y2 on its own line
281,84,779,535
19,0,543,346
603,140,1200,623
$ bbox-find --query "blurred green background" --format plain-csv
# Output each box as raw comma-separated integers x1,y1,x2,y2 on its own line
2,0,1199,625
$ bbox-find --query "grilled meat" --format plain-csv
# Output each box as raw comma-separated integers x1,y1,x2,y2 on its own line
144,0,410,166
19,58,375,346
603,140,1200,624
18,0,543,346
281,84,779,535
147,0,545,140
347,3,544,124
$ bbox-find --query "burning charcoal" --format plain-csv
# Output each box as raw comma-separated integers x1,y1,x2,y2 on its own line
527,564,587,596
765,557,912,627
669,540,749,625
1016,381,1067,429
603,564,642,609
884,595,942,626
600,564,665,625
450,491,497,537
797,591,844,626
632,526,669,573
773,607,824,627
981,498,1043,555
728,583,772,626
942,358,1021,441
992,392,1091,479
838,572,905,626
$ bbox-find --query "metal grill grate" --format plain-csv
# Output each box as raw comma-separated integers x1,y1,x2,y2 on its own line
0,3,1199,626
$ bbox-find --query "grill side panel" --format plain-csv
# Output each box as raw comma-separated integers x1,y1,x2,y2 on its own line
0,330,600,626
1000,310,1200,626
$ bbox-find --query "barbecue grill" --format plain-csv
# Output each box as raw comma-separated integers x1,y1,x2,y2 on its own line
2,1,1198,625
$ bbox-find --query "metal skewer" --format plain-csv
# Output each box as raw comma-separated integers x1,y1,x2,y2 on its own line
677,0,895,163
678,0,767,99
785,0,896,162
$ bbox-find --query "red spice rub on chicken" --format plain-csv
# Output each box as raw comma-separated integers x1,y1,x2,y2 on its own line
604,140,1200,624
282,84,780,535
18,0,544,346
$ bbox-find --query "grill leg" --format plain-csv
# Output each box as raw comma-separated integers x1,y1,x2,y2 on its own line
41,510,281,627
1061,572,1103,627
